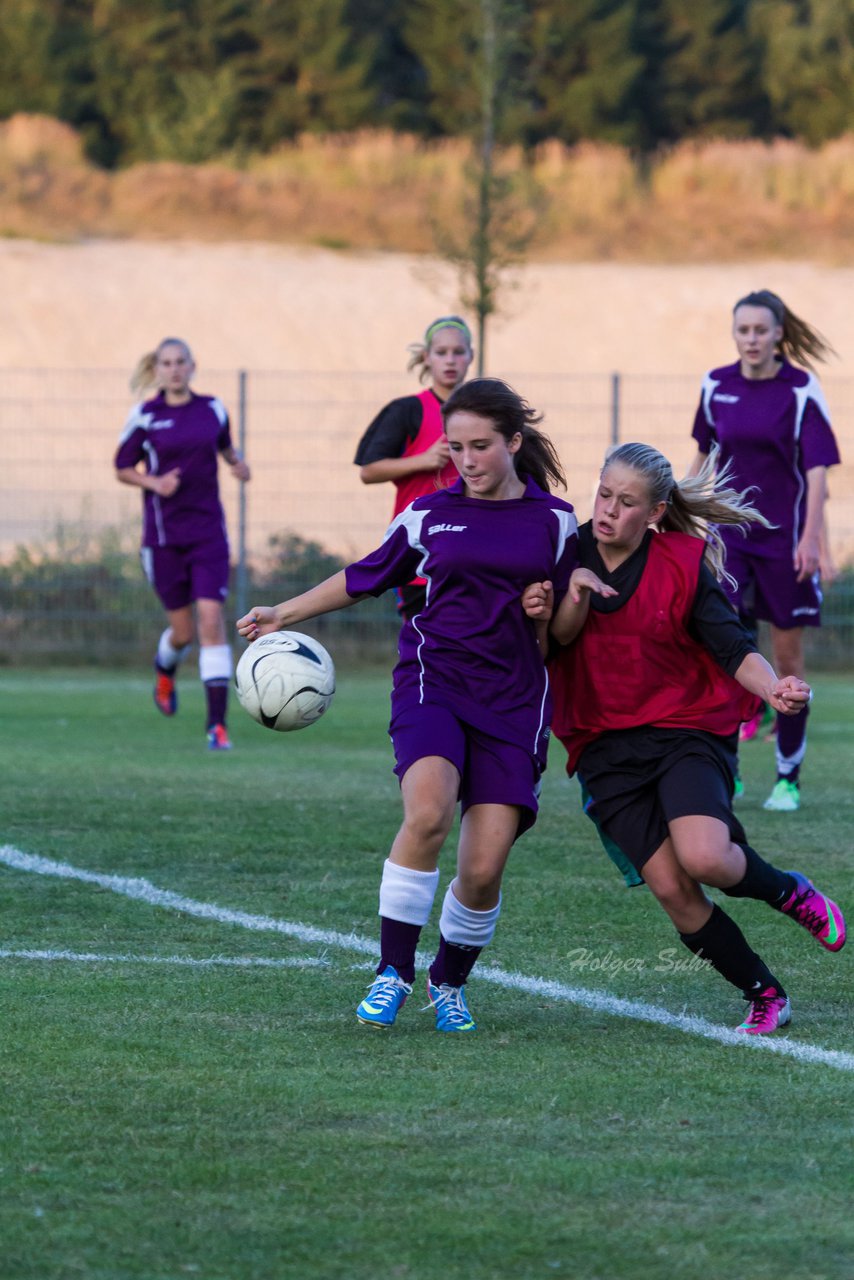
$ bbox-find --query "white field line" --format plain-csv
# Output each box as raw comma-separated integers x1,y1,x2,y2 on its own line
0,948,328,970
2,844,852,1074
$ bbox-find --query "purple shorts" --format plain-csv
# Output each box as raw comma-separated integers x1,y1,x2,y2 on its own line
722,541,822,630
391,703,540,837
141,540,230,611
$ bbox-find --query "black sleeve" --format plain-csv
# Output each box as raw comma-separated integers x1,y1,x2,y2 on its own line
353,396,424,465
688,564,756,676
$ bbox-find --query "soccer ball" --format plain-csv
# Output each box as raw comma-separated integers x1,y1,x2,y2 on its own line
235,631,335,732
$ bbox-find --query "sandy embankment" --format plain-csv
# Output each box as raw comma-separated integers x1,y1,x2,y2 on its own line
2,240,852,560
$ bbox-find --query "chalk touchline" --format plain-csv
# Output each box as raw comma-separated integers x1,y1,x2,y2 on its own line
1,844,851,1073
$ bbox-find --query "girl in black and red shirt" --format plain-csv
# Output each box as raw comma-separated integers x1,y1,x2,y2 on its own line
524,442,846,1035
354,316,474,618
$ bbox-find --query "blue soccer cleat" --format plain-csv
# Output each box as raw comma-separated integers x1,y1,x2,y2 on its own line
356,965,412,1028
424,978,477,1033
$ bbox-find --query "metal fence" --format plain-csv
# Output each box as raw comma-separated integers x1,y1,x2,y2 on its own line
2,368,853,664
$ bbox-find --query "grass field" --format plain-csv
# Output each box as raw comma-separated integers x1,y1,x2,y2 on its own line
1,667,852,1280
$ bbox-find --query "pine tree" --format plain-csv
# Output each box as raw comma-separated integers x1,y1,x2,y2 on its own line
751,0,854,145
527,0,642,146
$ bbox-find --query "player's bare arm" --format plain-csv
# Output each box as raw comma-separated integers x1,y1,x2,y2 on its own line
221,446,251,482
795,466,827,581
549,569,617,645
237,570,363,641
733,652,811,716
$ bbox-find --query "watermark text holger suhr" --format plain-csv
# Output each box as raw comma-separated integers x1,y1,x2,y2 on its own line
566,947,712,976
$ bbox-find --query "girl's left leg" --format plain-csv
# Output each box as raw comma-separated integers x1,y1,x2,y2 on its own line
426,803,520,1032
669,813,846,953
196,597,233,748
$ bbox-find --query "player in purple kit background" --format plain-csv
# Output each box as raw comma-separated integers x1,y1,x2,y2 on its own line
238,379,606,1033
353,315,474,620
690,290,841,812
114,337,251,750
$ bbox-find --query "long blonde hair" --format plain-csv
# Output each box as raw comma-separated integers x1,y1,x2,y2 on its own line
129,337,193,396
733,289,834,370
604,442,771,588
406,315,473,384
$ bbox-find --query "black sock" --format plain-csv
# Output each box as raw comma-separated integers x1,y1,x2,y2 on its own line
722,844,797,907
429,934,482,988
679,903,783,998
378,917,422,984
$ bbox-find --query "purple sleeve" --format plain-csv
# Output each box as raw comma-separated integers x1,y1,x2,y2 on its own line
691,390,714,453
210,398,233,453
344,521,421,598
800,396,841,472
114,426,146,469
551,528,578,609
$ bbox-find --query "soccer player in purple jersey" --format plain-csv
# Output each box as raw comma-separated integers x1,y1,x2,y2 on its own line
690,290,841,812
115,337,251,750
353,316,474,620
239,379,606,1033
528,443,846,1035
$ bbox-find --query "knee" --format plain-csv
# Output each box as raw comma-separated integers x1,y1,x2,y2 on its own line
456,861,502,903
402,800,455,849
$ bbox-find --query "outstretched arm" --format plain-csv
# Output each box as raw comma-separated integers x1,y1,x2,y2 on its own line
236,571,363,641
733,652,811,716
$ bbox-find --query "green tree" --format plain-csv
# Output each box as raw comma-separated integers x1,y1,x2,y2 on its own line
0,1,94,127
527,0,642,146
405,0,541,372
751,0,854,145
630,0,768,151
247,0,377,146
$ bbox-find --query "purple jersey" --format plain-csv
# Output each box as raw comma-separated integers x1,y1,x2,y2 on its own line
691,360,840,559
114,391,233,548
345,477,578,755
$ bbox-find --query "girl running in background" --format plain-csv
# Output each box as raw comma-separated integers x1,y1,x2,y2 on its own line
690,290,841,811
240,379,600,1033
353,315,475,619
114,337,251,751
527,443,845,1035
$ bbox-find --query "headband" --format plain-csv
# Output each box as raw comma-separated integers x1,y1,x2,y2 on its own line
424,318,472,346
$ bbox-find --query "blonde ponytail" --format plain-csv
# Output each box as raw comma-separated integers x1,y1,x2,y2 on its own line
129,337,193,396
605,442,771,588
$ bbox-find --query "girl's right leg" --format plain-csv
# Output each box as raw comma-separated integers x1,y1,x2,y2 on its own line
356,756,459,1029
153,604,194,717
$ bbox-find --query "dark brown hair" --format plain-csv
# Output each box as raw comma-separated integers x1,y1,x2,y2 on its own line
442,378,566,492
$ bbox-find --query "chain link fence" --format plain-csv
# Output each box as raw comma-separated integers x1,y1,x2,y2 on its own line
2,368,853,665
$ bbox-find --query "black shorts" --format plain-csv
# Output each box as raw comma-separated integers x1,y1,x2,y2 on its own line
577,727,747,872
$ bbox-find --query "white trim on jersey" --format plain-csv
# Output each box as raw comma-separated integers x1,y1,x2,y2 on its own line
385,504,432,701
791,373,831,555
209,396,229,428
116,402,153,447
142,439,166,546
701,373,721,430
550,504,579,560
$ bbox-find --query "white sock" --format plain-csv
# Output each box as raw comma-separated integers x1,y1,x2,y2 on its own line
378,859,440,926
157,628,191,672
439,880,502,947
199,644,233,684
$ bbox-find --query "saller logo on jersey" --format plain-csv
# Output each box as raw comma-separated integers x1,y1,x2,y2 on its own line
712,394,739,404
428,523,467,535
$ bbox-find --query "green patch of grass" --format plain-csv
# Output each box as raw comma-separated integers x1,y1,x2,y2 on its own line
0,668,852,1279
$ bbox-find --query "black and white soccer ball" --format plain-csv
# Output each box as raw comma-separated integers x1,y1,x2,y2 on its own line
235,631,335,732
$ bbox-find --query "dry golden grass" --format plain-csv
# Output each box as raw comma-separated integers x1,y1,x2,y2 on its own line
5,114,854,262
